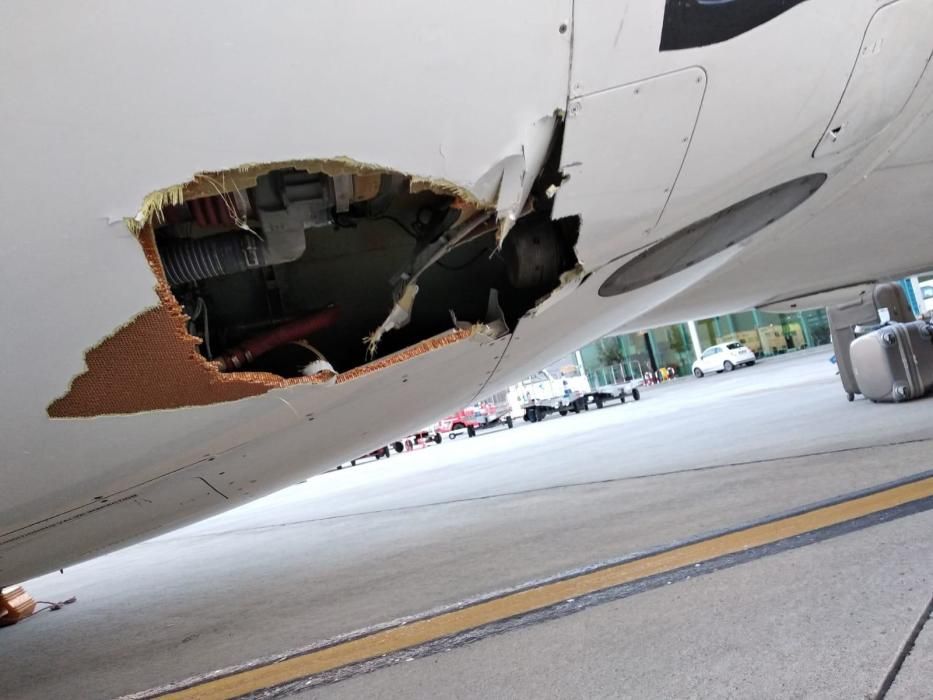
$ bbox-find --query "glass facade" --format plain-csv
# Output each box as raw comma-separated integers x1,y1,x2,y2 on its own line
580,307,832,381
704,309,821,356
647,325,694,376
579,270,933,386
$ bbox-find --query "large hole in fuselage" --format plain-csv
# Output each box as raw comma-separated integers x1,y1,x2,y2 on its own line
149,162,578,380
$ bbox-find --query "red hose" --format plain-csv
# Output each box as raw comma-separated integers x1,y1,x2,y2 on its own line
215,196,234,226
203,197,219,226
188,196,235,228
217,306,340,371
188,197,203,227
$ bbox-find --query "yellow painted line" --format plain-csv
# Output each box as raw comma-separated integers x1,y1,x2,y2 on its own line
161,476,933,700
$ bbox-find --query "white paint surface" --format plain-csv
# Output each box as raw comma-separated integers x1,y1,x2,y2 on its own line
813,0,933,158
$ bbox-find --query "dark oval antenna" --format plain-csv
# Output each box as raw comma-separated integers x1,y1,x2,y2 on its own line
599,173,827,298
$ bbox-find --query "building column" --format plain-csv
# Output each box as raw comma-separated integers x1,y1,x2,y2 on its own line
686,320,703,361
574,349,591,389
908,276,924,316
574,349,586,375
722,314,736,335
751,309,766,356
797,312,813,348
644,332,659,372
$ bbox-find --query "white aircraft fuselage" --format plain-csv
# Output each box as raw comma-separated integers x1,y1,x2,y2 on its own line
3,0,933,584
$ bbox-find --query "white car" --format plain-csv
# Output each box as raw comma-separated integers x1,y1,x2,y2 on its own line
692,342,757,378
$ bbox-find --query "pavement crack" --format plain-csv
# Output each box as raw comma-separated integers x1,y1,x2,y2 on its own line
874,590,933,699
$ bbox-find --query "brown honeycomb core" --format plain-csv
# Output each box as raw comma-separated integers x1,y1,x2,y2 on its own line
47,226,471,418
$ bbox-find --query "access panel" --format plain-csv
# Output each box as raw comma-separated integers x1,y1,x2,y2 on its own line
553,67,706,266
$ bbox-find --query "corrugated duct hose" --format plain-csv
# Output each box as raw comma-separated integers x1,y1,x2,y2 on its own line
160,228,307,286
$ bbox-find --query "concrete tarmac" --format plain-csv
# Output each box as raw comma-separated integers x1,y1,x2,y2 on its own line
2,348,932,699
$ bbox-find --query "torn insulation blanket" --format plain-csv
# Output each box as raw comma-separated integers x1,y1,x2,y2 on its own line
130,158,492,235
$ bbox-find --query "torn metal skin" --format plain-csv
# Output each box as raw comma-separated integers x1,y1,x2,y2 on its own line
359,120,561,355
48,159,500,418
366,210,496,356
128,157,492,236
47,223,479,418
524,264,587,318
494,114,558,243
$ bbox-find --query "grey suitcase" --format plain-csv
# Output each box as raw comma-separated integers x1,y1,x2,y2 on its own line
827,283,914,401
850,320,933,402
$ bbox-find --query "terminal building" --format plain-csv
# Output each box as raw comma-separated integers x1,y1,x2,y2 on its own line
578,275,932,386
480,275,932,416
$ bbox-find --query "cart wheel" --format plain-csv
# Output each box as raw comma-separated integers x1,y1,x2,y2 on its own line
506,416,514,429
847,392,855,402
632,388,641,401
536,406,547,422
559,408,567,416
467,425,476,438
595,397,604,409
393,441,404,453
337,465,343,470
433,433,442,444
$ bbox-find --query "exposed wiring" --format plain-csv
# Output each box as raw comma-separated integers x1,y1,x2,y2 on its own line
201,299,212,360
190,298,213,359
364,211,493,356
200,174,262,239
371,213,498,253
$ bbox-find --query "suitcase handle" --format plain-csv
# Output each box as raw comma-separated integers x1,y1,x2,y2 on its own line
853,322,886,335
